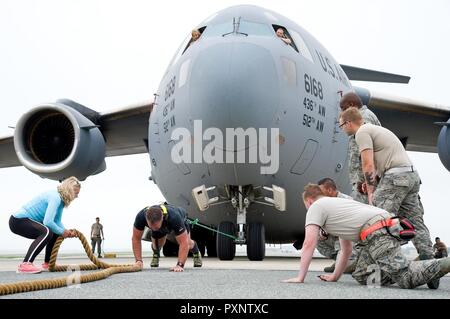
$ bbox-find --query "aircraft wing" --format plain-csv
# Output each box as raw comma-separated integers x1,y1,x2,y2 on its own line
99,101,153,157
354,86,450,152
0,135,18,168
341,64,410,84
0,100,153,169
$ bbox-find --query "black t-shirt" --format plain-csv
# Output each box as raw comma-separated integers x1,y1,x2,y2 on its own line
133,204,187,236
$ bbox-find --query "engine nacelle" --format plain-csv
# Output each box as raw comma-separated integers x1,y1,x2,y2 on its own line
13,102,106,180
437,119,450,172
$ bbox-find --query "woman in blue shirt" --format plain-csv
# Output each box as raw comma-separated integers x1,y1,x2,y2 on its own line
9,176,81,274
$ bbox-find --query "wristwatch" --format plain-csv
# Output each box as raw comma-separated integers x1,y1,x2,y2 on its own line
176,261,184,268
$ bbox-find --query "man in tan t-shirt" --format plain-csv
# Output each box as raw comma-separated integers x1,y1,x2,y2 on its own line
316,177,358,273
339,92,381,203
91,217,104,258
282,184,450,289
339,108,436,285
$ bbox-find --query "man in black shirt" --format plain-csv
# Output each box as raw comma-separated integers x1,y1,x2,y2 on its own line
132,203,202,271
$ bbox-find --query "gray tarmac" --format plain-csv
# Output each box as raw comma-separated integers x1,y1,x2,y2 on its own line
1,256,449,299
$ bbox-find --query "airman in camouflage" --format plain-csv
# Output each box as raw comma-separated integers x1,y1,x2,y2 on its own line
283,184,450,289
339,92,381,204
339,108,437,288
352,221,443,289
371,172,434,259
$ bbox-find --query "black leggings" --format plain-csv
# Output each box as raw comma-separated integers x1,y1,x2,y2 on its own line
9,216,58,263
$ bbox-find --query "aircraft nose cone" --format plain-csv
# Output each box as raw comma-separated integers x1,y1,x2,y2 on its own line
189,42,279,132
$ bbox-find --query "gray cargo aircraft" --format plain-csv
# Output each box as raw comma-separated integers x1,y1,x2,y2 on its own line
1,5,450,261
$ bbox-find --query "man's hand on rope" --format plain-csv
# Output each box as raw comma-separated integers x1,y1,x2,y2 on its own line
135,260,143,269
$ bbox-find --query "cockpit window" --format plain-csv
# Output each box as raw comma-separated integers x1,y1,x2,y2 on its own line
202,21,233,37
272,25,298,52
202,19,272,38
271,25,314,62
273,25,297,51
182,26,206,54
238,20,273,36
288,29,314,63
170,35,192,67
169,27,206,68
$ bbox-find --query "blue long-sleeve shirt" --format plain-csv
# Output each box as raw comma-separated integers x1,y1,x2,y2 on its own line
13,190,65,235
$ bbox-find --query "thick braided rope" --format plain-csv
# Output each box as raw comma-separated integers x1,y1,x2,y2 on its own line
0,230,140,296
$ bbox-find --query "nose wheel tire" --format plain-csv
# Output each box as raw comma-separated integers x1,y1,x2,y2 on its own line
217,221,236,260
247,222,265,261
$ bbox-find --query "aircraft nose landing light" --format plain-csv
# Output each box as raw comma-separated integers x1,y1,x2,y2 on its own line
263,185,286,211
192,185,219,211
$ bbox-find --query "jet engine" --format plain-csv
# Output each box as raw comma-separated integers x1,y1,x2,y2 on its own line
13,101,106,180
437,119,450,172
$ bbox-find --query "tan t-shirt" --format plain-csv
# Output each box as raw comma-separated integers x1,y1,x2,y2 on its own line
91,223,103,237
355,123,412,176
305,197,392,242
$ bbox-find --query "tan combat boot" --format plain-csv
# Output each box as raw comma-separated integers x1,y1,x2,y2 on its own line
323,262,335,273
151,248,160,267
438,257,450,276
420,254,440,289
193,253,203,267
426,257,450,289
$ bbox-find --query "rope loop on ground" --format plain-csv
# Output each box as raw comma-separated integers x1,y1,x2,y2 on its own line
0,230,140,296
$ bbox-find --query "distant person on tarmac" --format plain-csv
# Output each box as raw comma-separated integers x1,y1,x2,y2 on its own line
91,217,104,258
434,237,448,259
9,177,80,274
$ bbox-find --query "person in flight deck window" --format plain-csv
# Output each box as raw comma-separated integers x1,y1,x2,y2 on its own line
276,28,292,45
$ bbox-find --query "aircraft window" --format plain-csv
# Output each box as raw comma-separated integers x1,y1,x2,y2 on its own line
202,20,272,37
202,22,234,37
238,20,273,36
288,29,314,63
272,25,298,52
178,59,191,88
281,57,297,86
170,26,206,67
182,26,206,54
170,35,193,67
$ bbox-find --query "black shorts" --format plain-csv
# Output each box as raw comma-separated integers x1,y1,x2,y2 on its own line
151,220,190,239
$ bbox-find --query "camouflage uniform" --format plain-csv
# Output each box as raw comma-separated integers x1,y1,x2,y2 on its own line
317,235,359,261
317,235,340,259
373,171,434,258
352,219,441,288
348,106,381,204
